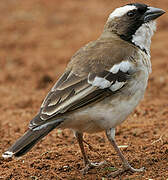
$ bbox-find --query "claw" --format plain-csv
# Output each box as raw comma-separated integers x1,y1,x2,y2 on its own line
108,165,145,178
128,166,145,172
81,161,107,175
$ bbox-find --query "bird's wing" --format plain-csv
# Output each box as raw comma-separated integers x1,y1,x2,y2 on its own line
30,61,135,128
30,39,136,128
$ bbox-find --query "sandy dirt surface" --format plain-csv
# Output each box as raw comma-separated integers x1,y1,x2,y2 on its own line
0,0,168,179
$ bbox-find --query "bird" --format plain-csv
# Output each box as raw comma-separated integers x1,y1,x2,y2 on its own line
2,3,165,177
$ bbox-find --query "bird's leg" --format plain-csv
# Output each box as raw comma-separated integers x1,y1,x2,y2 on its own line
106,128,144,177
75,131,105,174
75,132,89,166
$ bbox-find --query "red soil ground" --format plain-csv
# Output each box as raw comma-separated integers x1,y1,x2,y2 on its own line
0,0,167,179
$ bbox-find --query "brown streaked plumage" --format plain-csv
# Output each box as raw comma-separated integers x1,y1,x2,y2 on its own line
2,3,165,177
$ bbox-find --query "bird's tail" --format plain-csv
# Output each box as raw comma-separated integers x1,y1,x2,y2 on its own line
2,121,61,158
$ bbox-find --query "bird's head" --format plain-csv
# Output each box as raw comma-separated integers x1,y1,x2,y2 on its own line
103,3,165,53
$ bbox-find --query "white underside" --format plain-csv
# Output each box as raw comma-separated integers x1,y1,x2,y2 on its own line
67,79,146,133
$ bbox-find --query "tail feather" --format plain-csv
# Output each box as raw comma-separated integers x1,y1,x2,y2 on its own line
2,122,61,158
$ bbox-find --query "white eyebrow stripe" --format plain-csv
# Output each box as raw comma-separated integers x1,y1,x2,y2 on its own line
109,5,137,19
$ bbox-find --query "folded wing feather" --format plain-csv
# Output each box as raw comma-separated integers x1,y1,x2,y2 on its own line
30,60,134,128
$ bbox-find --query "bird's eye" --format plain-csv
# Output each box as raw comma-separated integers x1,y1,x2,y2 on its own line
127,10,136,17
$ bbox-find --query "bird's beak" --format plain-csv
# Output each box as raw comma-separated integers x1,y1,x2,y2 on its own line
144,7,165,22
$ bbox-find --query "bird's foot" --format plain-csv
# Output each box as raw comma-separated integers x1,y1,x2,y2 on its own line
108,164,145,178
81,160,106,175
